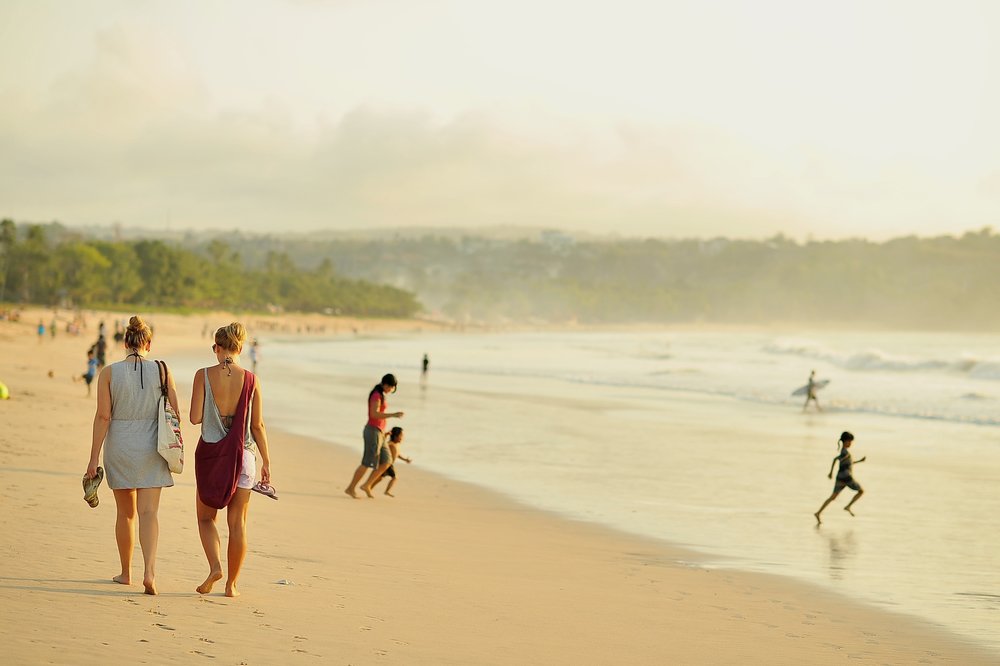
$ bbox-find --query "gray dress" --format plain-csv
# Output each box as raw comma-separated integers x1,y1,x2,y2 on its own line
104,356,173,490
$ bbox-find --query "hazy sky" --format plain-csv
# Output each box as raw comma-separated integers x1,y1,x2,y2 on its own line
1,0,998,239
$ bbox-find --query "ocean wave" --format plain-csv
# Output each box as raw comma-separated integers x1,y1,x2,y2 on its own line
764,339,1000,379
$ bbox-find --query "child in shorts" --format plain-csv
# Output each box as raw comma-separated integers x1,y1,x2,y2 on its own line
373,426,412,497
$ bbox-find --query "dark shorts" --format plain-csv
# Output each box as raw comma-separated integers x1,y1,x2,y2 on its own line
383,465,396,479
362,425,384,469
83,373,94,385
834,476,861,493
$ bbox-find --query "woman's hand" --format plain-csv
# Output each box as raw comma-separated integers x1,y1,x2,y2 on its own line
827,472,832,479
857,456,866,463
394,411,405,418
260,463,270,484
86,459,100,479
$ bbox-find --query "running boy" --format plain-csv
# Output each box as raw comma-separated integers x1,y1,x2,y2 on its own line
814,431,866,524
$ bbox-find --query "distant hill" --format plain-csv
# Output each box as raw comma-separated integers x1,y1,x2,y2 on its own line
5,219,999,328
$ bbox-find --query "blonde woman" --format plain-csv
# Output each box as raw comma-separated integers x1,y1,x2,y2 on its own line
85,315,177,595
190,323,272,597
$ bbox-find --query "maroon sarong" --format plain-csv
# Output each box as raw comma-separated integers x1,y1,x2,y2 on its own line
195,371,256,509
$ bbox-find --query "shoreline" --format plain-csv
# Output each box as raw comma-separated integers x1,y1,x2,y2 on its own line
0,310,995,664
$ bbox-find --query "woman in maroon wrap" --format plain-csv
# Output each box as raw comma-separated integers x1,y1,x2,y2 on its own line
190,322,272,597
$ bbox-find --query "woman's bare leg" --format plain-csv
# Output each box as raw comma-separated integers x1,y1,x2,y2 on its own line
112,489,136,584
135,488,162,595
345,465,367,498
196,496,223,594
361,462,391,497
225,489,251,597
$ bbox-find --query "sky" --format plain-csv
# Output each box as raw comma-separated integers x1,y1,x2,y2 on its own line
1,0,998,240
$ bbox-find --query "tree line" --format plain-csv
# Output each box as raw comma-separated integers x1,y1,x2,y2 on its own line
196,227,1000,329
6,219,999,328
0,220,421,317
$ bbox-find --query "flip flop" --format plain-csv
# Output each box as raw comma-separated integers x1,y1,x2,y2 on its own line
251,481,278,500
82,466,104,508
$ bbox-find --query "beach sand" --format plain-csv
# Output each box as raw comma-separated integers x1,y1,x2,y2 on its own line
0,309,993,664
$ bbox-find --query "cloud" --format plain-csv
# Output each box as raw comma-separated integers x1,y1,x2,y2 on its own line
1,20,998,240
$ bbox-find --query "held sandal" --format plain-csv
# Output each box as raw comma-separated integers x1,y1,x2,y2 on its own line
82,466,104,508
251,481,278,500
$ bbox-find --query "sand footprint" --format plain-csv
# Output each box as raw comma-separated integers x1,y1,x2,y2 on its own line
189,650,216,659
154,623,175,631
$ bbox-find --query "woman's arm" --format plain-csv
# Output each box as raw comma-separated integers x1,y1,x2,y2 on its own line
827,457,838,479
250,383,270,483
189,369,204,425
87,368,113,478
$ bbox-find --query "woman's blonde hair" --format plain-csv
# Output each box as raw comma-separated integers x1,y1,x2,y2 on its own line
123,315,152,350
214,322,247,353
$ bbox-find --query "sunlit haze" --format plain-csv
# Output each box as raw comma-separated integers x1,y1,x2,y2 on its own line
1,0,998,239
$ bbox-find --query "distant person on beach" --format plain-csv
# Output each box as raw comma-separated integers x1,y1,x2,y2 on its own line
190,322,272,597
422,353,429,374
345,373,403,499
803,370,822,412
74,349,99,397
814,431,866,524
249,339,259,373
95,334,108,368
37,319,45,342
85,316,177,595
370,426,412,497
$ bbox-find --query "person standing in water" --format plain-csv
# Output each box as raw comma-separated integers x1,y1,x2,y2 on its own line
345,373,403,499
803,369,822,412
814,431,866,524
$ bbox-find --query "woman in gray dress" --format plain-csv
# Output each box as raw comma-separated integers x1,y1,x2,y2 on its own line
85,315,178,595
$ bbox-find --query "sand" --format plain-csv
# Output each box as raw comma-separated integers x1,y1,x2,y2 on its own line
0,308,993,665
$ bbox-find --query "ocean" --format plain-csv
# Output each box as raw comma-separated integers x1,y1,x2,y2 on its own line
243,328,1000,652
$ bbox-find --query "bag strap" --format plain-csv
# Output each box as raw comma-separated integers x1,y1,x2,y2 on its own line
155,360,169,399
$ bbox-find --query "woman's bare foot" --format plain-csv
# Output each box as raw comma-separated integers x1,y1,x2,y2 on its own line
361,485,374,498
225,582,240,598
196,569,223,594
112,574,131,585
143,578,157,595
844,507,855,517
385,490,395,497
813,512,822,525
344,487,358,499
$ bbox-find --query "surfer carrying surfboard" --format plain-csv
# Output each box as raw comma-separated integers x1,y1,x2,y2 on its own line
803,370,822,412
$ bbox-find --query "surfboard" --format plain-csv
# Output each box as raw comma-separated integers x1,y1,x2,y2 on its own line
791,379,829,396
